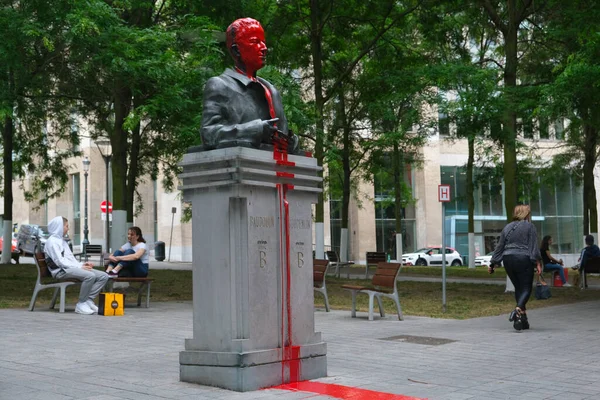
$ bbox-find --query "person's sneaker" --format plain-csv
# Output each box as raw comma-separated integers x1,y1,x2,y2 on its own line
107,271,119,278
571,265,580,270
75,302,94,315
563,282,572,287
86,300,98,313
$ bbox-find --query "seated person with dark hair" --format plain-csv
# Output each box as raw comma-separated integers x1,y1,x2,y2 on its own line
540,235,571,287
105,226,149,278
575,234,600,270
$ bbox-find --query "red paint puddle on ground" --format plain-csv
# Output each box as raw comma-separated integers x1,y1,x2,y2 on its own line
269,381,427,400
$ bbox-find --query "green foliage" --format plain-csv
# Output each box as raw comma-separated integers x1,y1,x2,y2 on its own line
63,1,224,207
0,1,86,203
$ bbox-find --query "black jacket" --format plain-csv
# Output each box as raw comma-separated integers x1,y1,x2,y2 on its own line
201,68,298,153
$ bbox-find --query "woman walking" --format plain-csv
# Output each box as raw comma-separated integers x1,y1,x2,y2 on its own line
489,205,542,331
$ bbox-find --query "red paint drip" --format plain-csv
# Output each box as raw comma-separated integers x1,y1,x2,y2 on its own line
276,171,295,178
277,183,285,382
284,191,292,346
269,381,427,400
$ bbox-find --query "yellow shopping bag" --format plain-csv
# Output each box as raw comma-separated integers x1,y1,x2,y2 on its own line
98,292,124,316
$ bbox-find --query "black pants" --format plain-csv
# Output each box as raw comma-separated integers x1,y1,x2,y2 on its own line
503,254,535,310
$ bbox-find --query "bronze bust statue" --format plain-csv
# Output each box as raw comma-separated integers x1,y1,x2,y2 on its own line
200,18,299,153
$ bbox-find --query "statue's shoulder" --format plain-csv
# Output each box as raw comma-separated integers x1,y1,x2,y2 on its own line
257,76,279,95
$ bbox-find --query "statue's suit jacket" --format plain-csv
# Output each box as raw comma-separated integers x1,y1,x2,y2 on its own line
201,68,295,151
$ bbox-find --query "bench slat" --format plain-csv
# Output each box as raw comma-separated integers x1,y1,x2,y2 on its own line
372,276,395,288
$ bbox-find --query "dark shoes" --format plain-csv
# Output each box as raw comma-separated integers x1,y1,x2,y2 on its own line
522,314,530,330
510,308,529,331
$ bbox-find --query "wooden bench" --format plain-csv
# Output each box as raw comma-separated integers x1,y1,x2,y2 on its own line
103,253,154,307
313,259,330,312
365,251,387,279
326,250,354,278
580,256,600,289
341,262,403,321
29,251,81,313
75,244,104,263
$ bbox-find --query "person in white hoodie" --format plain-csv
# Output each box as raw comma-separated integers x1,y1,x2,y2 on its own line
44,216,109,315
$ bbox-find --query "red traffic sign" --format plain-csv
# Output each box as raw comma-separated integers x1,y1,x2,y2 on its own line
100,200,113,213
438,185,451,202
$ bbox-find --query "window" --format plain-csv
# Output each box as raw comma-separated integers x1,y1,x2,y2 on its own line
522,118,534,139
490,120,502,138
72,173,81,246
70,113,80,152
329,198,342,253
554,119,565,140
539,117,549,139
438,112,450,136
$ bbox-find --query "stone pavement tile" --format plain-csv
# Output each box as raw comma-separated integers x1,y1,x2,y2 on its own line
0,382,40,398
10,389,76,400
544,393,592,400
431,392,477,400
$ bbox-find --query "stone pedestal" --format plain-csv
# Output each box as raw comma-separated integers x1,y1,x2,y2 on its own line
178,147,327,392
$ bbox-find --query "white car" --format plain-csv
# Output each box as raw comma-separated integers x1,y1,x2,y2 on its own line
474,252,493,267
402,247,462,266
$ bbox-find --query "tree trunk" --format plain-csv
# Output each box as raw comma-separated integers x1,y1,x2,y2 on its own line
392,142,403,235
467,135,475,268
467,136,475,233
1,116,14,264
340,94,350,231
583,124,598,235
126,96,143,223
502,1,519,223
111,84,132,213
310,0,325,224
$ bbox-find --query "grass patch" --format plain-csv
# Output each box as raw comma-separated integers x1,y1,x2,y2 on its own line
2,263,599,319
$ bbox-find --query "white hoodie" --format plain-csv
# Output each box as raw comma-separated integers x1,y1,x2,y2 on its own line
44,216,82,277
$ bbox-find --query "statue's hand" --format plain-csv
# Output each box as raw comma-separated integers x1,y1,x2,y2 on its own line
262,118,279,138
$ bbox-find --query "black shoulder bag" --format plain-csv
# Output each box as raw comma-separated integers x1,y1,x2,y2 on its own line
535,274,552,300
45,250,65,272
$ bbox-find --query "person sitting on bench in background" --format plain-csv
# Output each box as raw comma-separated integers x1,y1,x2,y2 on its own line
106,226,149,278
575,234,600,271
540,235,571,287
45,216,109,315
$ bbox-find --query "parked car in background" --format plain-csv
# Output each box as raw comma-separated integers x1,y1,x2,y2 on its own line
17,224,72,256
17,224,49,256
402,246,463,266
474,252,493,267
0,233,20,263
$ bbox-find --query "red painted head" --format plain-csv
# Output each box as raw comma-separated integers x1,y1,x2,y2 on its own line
226,18,267,76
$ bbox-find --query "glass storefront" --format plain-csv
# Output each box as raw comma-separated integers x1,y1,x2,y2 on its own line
441,166,583,260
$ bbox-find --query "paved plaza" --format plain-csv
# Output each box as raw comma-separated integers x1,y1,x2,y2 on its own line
2,297,600,400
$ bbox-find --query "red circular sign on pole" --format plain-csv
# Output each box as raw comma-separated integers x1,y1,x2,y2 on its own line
100,200,113,213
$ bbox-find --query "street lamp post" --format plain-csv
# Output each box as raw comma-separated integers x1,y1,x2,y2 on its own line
82,156,91,259
96,139,112,254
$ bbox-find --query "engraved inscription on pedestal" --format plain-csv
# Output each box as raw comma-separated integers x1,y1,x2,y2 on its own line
250,215,276,272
